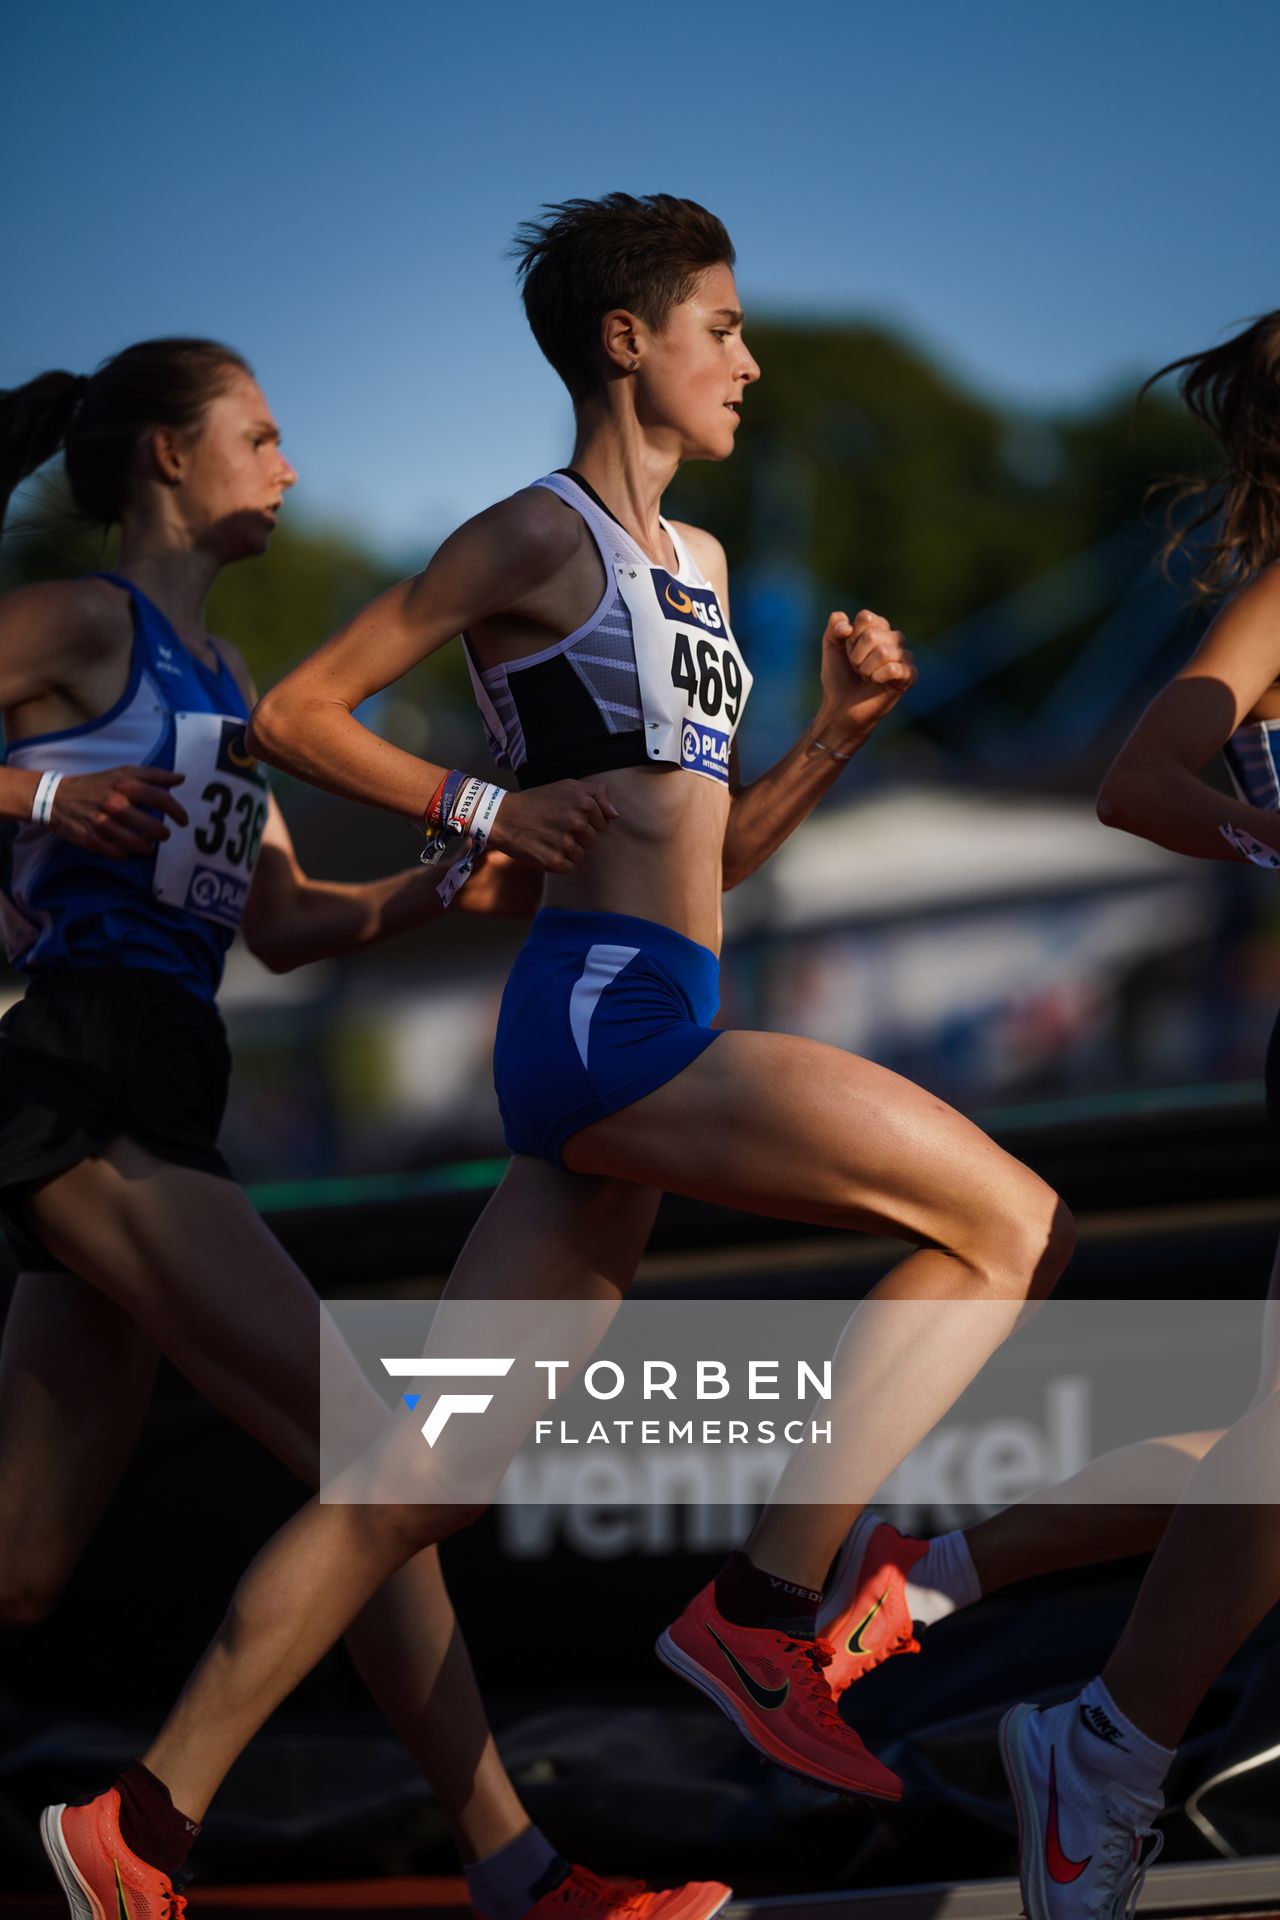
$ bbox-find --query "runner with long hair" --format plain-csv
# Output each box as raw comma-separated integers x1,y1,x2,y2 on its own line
992,310,1280,1920
0,341,727,1920
42,197,1075,1911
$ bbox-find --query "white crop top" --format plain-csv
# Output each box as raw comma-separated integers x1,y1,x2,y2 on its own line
464,470,752,789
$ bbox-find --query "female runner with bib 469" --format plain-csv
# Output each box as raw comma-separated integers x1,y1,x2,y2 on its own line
49,197,1076,1895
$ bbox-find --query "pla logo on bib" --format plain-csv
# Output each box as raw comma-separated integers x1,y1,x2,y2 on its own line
652,570,724,634
680,720,731,780
187,864,250,927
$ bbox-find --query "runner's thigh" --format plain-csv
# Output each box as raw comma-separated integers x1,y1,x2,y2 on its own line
563,1029,1061,1262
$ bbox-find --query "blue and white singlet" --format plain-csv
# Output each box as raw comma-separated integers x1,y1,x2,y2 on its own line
474,476,753,1164
0,573,268,1002
465,470,752,789
1224,718,1280,814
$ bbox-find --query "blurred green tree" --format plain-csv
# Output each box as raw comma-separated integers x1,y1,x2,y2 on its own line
3,321,1214,738
668,319,1211,645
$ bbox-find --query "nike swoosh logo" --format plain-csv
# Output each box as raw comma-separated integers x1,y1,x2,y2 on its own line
846,1587,890,1656
705,1623,789,1711
115,1859,133,1920
1045,1749,1091,1885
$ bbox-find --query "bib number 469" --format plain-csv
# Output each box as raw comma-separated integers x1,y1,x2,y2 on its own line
671,632,743,723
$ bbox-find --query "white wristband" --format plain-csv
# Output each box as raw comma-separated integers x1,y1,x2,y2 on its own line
458,779,505,841
430,781,506,907
1221,821,1280,869
421,776,506,866
31,771,63,826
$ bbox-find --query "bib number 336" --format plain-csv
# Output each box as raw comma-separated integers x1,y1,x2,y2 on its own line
153,712,269,929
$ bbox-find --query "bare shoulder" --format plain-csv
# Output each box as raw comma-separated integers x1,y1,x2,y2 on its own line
1191,563,1280,678
208,632,256,706
0,576,132,660
440,485,586,598
670,520,728,596
1226,563,1280,629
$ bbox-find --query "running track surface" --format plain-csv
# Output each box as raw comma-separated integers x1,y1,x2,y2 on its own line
0,1879,471,1916
7,1873,1280,1919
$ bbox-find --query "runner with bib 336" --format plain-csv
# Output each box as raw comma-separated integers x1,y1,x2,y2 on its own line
1,340,728,1920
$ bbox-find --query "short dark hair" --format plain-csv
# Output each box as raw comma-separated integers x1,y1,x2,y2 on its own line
0,337,250,538
513,193,735,401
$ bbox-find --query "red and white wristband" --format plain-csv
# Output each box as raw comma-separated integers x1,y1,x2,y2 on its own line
421,771,506,907
31,772,63,827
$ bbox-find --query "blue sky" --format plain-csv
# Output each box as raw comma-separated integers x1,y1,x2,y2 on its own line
5,0,1276,558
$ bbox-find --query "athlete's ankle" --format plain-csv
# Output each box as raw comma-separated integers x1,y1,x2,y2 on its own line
906,1529,981,1626
1069,1678,1173,1801
111,1762,201,1878
464,1824,567,1920
714,1549,820,1634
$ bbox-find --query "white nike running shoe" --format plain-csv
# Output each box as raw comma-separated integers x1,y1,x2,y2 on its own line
999,1700,1163,1920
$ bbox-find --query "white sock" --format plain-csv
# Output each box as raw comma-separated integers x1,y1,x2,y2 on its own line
1069,1676,1174,1802
905,1529,982,1627
464,1827,567,1920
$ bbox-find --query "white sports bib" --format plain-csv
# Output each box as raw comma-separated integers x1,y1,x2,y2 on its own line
614,561,752,784
152,712,269,928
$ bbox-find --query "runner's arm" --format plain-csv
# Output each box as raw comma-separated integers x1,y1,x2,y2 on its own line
720,686,877,888
245,494,617,872
0,580,188,854
215,643,540,969
1098,566,1280,860
671,527,915,890
0,579,121,711
240,795,541,972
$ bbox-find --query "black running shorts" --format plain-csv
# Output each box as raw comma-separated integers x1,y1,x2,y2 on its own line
0,967,233,1272
1265,1010,1280,1143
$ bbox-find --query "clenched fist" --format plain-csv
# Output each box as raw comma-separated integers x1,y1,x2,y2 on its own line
488,777,618,874
819,609,916,738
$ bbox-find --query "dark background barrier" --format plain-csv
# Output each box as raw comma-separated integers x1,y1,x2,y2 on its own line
2,1095,1279,1896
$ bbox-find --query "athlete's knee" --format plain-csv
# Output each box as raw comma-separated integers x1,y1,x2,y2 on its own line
1023,1188,1075,1298
436,1499,489,1541
360,1498,487,1560
0,1555,66,1628
965,1177,1075,1302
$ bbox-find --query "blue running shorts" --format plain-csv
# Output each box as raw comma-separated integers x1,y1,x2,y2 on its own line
494,908,723,1165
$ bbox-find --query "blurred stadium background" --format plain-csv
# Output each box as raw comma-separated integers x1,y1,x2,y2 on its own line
3,317,1272,1180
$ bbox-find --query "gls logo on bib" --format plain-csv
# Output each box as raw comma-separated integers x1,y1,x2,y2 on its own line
681,720,731,778
652,570,724,633
215,720,268,787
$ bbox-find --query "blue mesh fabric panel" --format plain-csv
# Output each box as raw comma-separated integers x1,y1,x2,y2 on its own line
566,591,641,734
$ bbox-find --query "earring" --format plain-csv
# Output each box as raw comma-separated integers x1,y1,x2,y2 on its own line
628,359,639,373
